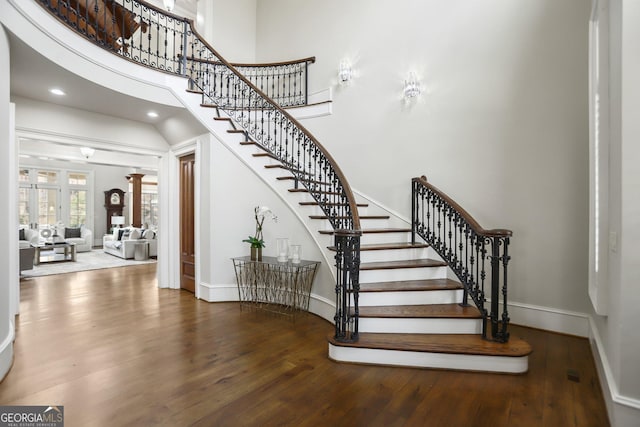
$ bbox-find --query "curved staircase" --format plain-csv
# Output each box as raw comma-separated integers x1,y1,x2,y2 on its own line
201,113,531,373
31,0,531,374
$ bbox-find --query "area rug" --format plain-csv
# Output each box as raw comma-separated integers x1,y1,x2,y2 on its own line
21,250,156,277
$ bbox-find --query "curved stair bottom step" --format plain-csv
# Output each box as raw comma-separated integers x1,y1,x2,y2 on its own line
328,343,529,374
328,333,531,374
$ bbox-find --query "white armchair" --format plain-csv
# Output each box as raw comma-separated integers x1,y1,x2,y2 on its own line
60,227,93,252
19,227,39,249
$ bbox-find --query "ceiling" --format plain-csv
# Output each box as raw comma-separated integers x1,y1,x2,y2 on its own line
8,28,207,148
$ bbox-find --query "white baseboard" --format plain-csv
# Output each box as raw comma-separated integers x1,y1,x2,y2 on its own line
0,325,15,382
498,300,590,337
589,317,640,426
197,282,336,324
198,283,239,302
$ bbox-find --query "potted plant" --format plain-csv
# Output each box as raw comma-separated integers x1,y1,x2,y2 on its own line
243,206,277,261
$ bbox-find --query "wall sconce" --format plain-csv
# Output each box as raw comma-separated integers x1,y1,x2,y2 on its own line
403,72,421,99
338,60,353,84
163,0,175,11
80,147,95,159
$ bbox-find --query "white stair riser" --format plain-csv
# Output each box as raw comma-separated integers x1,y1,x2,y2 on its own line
355,289,463,307
359,266,448,283
328,345,528,374
359,247,431,263
358,317,482,334
361,232,413,245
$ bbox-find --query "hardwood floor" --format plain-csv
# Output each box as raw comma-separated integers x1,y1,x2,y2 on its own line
2,265,609,427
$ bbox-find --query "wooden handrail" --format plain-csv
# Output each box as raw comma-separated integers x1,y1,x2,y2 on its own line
413,176,512,238
181,55,316,68
187,24,361,232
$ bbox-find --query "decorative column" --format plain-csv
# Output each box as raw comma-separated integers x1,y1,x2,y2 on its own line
128,173,145,228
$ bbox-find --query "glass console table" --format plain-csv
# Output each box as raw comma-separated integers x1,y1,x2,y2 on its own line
231,256,319,317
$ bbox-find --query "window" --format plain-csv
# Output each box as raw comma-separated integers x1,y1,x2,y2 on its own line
141,188,158,227
18,167,93,234
68,172,88,186
18,187,30,226
588,0,610,315
68,172,89,227
37,170,58,184
69,189,87,227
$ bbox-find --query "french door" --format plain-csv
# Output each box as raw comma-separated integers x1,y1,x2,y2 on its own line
19,169,60,231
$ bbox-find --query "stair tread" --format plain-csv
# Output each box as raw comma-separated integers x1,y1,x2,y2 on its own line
358,278,462,292
300,201,369,207
277,176,332,186
319,227,411,235
360,259,447,270
328,242,429,251
310,215,388,220
328,332,532,357
252,152,277,159
289,188,342,195
357,303,481,319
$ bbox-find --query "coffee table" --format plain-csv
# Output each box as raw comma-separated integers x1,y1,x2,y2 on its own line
32,242,77,266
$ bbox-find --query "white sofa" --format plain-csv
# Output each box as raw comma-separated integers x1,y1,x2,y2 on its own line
103,227,157,259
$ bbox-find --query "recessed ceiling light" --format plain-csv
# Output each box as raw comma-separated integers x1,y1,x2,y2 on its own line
49,88,65,96
147,111,159,118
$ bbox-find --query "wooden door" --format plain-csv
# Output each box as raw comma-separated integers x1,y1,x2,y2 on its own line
180,153,196,293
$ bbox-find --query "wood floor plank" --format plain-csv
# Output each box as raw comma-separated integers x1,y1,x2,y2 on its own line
1,265,610,426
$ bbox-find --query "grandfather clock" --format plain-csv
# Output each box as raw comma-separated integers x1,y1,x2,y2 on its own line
105,188,126,232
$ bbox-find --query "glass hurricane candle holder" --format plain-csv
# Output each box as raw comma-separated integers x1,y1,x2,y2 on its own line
276,238,289,262
290,245,301,264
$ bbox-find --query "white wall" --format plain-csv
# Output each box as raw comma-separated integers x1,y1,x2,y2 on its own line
207,133,335,302
0,25,15,382
201,0,257,63
14,97,170,153
255,0,592,314
589,1,640,425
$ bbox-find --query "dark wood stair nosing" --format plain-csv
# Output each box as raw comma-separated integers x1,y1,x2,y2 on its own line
319,227,412,235
359,259,447,271
327,242,430,252
356,278,462,293
300,201,369,207
310,215,389,220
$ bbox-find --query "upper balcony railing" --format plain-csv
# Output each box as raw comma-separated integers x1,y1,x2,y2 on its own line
37,0,362,343
185,56,316,108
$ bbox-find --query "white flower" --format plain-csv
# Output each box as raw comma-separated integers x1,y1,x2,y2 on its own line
256,206,277,223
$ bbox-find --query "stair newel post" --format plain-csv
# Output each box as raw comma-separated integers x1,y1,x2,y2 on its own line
490,236,501,341
304,61,309,105
333,233,347,341
180,19,188,77
499,237,511,342
411,179,417,245
333,229,361,343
